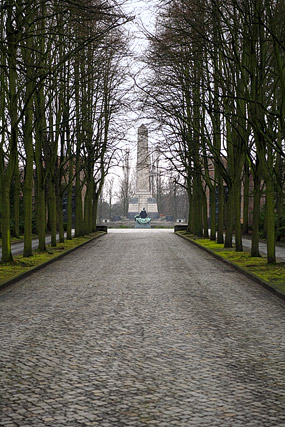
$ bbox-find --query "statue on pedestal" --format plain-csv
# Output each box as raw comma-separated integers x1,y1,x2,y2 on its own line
135,208,151,228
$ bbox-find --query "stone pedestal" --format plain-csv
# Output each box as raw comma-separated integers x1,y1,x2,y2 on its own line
135,221,151,229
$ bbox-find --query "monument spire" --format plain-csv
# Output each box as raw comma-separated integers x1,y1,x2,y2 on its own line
128,125,158,219
136,124,150,194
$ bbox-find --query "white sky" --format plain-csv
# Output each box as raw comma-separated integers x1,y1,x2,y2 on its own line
123,0,158,52
123,0,159,130
107,0,159,198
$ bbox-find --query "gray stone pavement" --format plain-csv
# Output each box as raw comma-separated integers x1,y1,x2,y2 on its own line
0,229,285,427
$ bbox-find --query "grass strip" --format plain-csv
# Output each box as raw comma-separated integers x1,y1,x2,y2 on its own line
0,232,105,288
176,231,285,299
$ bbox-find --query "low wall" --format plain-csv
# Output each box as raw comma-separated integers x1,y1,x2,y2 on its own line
174,224,188,232
96,225,108,233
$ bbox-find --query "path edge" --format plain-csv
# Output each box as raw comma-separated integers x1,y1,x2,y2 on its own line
175,232,285,303
0,232,107,293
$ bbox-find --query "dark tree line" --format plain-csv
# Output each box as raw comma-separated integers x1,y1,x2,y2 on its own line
0,0,131,262
142,0,285,263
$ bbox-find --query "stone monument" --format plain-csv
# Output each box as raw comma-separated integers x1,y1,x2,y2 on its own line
128,125,159,219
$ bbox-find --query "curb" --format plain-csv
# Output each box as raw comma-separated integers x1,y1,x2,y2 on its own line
0,232,107,293
176,232,285,303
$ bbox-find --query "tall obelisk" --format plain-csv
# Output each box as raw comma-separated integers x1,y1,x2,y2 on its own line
136,124,151,196
128,125,158,219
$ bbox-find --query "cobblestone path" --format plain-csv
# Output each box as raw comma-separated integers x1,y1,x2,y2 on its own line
0,229,285,426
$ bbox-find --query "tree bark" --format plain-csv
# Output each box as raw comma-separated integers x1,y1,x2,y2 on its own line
1,186,13,263
251,172,261,257
48,179,57,247
234,178,243,252
242,162,249,235
209,187,216,240
216,176,224,244
1,8,19,262
203,190,209,238
57,192,64,244
266,177,276,263
224,188,234,248
67,155,73,240
23,71,34,257
13,154,20,238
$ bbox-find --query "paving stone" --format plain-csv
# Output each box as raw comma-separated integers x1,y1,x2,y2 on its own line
0,229,285,426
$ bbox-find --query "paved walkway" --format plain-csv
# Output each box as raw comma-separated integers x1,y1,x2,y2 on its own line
2,228,285,261
0,229,284,426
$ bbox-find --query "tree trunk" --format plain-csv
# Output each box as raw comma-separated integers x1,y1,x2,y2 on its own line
37,185,46,251
75,163,83,237
186,184,193,234
216,177,224,244
34,1,47,251
92,190,99,232
13,155,20,238
266,178,276,263
0,172,2,239
276,150,283,242
21,10,35,258
276,184,283,242
1,186,13,263
84,180,93,234
212,5,224,245
209,186,216,240
34,113,46,252
66,156,73,240
234,178,243,252
1,10,18,262
242,162,249,235
48,180,57,247
203,190,209,238
74,54,83,237
251,175,261,257
224,188,234,248
23,78,34,258
57,192,64,244
192,173,203,237
262,197,267,239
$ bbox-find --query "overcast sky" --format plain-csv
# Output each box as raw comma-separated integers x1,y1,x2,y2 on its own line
123,0,157,37
124,0,161,132
108,1,159,196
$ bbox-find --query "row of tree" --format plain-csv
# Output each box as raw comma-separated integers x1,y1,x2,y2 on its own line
142,0,285,263
0,0,130,263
